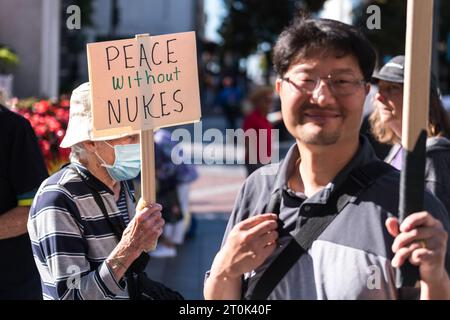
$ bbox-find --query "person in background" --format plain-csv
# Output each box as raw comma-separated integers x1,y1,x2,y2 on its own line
242,86,281,176
149,128,198,258
359,83,392,160
0,88,48,299
370,55,450,215
216,76,244,130
27,83,166,299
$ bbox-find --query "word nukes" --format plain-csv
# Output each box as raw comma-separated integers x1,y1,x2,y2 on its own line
107,90,184,125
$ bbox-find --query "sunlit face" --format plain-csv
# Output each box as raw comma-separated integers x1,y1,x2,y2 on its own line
276,54,369,146
374,80,404,135
92,134,140,165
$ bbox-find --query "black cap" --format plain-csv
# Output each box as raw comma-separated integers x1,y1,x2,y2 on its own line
373,55,405,83
373,55,440,95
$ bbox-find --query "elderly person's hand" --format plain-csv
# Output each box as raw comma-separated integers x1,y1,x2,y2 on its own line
386,211,450,299
106,199,164,281
121,198,165,254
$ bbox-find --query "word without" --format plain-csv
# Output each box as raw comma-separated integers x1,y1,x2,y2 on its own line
112,67,181,90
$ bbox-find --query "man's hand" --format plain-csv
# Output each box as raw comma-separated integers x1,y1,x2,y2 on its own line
386,211,450,299
204,213,279,300
211,213,279,280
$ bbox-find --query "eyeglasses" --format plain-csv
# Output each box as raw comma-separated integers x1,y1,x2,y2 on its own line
282,73,366,96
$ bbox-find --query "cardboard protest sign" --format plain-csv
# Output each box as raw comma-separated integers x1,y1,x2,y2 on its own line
86,31,201,213
87,31,201,136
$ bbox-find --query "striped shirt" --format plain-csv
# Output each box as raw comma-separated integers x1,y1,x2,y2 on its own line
117,187,131,226
28,163,136,300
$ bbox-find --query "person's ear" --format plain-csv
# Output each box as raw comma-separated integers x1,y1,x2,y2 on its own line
83,140,98,153
365,83,371,95
275,78,282,94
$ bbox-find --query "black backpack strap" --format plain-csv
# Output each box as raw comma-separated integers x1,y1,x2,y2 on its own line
69,164,126,239
245,160,395,300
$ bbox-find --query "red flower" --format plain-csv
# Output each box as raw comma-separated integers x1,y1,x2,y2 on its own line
13,97,73,173
34,100,51,114
34,124,48,137
54,108,69,125
30,114,44,126
60,99,70,108
46,116,61,132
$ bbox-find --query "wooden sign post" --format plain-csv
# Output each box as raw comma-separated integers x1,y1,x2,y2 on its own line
135,34,156,205
398,0,434,287
86,31,201,248
400,0,434,224
140,126,156,203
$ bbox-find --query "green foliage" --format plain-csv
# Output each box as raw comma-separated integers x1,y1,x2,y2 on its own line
219,0,327,59
0,45,19,74
353,0,450,65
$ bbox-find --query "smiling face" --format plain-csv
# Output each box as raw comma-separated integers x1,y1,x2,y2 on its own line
276,53,370,147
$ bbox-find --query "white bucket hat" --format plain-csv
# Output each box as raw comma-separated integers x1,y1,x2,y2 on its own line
60,82,137,148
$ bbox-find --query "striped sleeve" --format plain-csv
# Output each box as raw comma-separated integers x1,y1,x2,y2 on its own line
28,184,128,300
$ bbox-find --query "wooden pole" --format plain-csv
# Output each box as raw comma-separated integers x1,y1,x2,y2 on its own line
136,34,157,251
402,0,433,153
398,0,434,289
135,33,156,205
140,129,156,204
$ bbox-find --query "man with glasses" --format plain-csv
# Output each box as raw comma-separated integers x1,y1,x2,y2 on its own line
204,18,450,300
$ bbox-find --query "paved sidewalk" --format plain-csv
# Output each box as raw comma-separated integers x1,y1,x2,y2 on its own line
143,118,295,299
145,213,229,300
190,165,247,213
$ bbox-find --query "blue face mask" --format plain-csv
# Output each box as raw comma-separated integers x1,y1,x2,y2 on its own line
96,142,141,181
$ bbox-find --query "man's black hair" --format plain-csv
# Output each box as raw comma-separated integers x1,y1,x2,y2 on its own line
273,18,377,81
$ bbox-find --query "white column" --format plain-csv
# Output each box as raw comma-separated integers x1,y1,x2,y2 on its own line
40,0,61,98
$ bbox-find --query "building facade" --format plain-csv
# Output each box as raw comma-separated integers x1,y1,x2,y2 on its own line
0,0,204,98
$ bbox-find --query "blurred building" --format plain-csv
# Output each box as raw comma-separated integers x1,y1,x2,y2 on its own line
0,0,205,98
0,0,60,98
64,0,205,94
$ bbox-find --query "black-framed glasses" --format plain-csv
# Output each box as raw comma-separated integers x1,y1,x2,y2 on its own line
282,73,366,96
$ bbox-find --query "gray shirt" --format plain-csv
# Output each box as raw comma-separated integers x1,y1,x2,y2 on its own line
385,136,450,216
220,136,450,299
